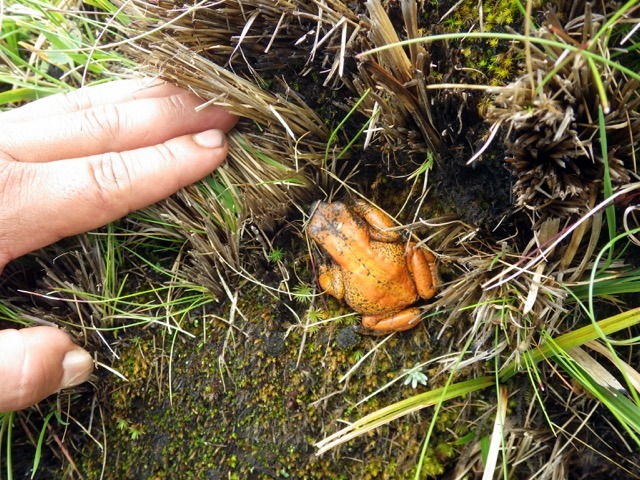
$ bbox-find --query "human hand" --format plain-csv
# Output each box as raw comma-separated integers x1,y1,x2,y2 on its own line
0,78,238,270
0,79,238,411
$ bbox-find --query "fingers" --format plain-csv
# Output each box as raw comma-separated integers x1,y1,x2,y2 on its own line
0,128,230,267
0,78,186,123
0,89,237,163
0,327,93,413
0,79,239,269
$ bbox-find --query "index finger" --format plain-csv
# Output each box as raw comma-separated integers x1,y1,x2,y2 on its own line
0,79,186,123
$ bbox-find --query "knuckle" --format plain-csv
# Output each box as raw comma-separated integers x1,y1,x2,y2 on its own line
79,103,123,141
0,161,26,196
152,142,179,166
59,89,90,113
0,162,30,268
85,152,132,213
0,162,31,217
164,92,195,117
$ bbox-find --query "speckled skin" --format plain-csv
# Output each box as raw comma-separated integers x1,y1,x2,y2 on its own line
308,200,437,334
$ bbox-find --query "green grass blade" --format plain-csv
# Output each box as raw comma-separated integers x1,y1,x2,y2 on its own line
3,412,13,480
324,88,370,167
598,104,615,263
316,376,494,455
31,411,55,478
0,87,43,105
587,228,640,321
500,307,640,380
545,335,640,446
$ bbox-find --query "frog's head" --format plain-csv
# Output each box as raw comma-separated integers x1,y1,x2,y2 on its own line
308,201,368,259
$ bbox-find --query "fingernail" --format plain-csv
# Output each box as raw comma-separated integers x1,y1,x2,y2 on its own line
60,347,94,389
193,129,226,148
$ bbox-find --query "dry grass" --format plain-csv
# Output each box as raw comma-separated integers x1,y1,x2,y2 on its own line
485,7,640,221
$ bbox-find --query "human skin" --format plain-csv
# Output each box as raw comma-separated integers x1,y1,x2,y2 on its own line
0,79,238,411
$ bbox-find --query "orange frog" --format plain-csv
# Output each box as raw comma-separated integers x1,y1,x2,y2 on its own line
308,200,437,335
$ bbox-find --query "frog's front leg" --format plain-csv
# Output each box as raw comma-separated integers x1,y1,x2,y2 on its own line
350,199,400,243
318,264,345,300
406,245,437,299
360,307,423,335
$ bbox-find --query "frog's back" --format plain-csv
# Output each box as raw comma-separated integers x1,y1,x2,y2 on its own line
342,240,418,315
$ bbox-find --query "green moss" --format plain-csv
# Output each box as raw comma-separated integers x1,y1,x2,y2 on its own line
76,282,478,478
431,0,528,86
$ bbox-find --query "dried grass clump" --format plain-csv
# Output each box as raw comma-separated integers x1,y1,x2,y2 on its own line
348,0,442,161
486,6,640,221
113,0,363,286
423,214,572,359
115,0,449,288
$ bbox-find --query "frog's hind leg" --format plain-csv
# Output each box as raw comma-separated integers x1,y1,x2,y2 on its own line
360,307,423,335
350,199,400,243
407,245,438,299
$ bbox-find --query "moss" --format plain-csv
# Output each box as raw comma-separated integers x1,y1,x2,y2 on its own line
76,277,478,478
424,0,527,89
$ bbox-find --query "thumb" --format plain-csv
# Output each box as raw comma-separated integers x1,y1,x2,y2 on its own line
0,327,93,412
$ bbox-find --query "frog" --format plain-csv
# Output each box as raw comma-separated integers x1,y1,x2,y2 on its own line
307,200,437,335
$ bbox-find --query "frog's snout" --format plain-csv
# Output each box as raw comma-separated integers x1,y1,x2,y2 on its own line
308,200,351,239
309,200,321,212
